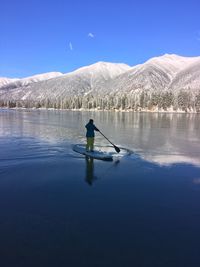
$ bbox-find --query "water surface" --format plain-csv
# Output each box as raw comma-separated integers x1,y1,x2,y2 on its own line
0,110,200,267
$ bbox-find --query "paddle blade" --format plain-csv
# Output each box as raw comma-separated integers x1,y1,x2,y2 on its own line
114,145,120,153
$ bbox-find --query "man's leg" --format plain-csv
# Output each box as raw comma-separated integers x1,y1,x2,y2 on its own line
86,138,90,151
90,137,94,151
86,138,94,151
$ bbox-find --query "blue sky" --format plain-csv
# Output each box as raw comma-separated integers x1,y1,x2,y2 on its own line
0,0,200,78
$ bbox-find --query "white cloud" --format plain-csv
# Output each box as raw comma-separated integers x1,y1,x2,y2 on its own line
88,32,95,38
69,42,73,50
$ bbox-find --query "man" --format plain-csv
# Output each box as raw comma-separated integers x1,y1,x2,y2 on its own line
85,119,99,152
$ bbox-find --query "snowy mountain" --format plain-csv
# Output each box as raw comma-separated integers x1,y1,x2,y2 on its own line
1,54,200,112
101,54,200,94
0,62,130,101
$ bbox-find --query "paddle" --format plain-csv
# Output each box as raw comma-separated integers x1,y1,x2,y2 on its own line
98,130,120,153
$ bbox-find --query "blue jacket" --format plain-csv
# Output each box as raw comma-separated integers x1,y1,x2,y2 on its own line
85,122,98,137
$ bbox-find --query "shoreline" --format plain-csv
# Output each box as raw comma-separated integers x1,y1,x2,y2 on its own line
0,107,199,114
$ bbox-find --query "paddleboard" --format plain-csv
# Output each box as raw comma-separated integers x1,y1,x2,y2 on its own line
73,144,113,161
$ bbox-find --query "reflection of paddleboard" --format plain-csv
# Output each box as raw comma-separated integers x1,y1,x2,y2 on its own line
73,144,113,161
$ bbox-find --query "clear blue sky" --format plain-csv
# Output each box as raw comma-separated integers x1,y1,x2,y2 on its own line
0,0,200,78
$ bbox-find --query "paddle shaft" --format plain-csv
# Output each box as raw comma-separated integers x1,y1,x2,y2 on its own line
98,130,120,153
98,130,115,146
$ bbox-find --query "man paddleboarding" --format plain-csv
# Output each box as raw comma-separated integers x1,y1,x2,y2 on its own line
85,119,99,152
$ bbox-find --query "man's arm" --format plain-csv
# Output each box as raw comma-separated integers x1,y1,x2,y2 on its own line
94,126,99,131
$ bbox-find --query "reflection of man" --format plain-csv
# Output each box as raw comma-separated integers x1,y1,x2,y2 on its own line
85,119,99,152
85,157,96,185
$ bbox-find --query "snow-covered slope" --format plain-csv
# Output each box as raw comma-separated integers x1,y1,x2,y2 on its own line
73,61,130,78
169,58,200,91
146,54,200,80
0,72,63,90
99,63,170,96
0,77,19,87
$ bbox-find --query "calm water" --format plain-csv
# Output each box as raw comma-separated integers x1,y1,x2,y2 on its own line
0,109,200,267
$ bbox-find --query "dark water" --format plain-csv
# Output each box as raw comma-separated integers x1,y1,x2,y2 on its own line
0,109,200,267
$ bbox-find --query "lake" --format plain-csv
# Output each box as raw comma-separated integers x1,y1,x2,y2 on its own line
0,109,200,267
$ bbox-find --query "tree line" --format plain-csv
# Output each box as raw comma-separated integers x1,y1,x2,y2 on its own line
1,89,200,112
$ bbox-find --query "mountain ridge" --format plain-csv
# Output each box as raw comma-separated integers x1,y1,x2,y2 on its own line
1,54,200,112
